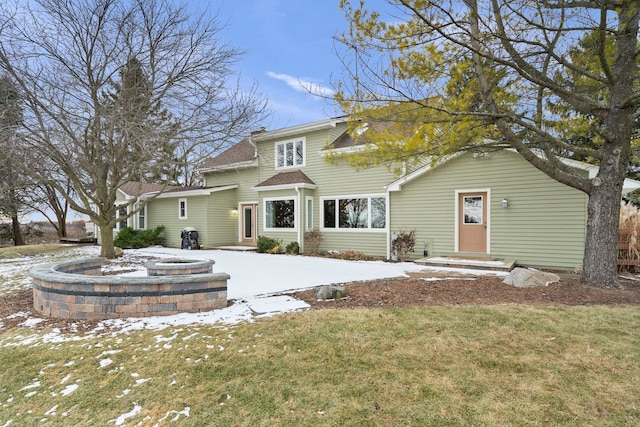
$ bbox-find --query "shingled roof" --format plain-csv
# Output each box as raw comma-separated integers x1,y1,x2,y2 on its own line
119,182,181,196
254,170,316,188
200,138,257,170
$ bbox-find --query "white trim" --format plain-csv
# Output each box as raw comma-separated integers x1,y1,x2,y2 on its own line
320,194,388,232
251,117,343,141
386,154,460,192
252,182,317,192
137,204,146,230
149,184,239,199
305,196,314,231
275,137,306,170
320,143,376,156
237,200,259,243
198,160,258,174
454,189,491,253
263,196,297,232
178,198,188,220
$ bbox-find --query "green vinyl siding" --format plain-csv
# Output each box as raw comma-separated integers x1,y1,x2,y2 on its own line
252,126,396,255
206,189,238,247
390,151,587,269
147,196,209,248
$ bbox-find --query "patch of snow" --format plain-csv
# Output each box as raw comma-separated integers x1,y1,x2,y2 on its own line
109,403,142,426
6,312,29,320
158,407,190,422
19,318,45,327
99,358,113,368
0,420,12,427
426,257,508,266
246,296,310,316
44,405,58,416
60,384,78,396
20,380,41,391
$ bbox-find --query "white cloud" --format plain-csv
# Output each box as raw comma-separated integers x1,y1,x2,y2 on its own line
267,71,335,97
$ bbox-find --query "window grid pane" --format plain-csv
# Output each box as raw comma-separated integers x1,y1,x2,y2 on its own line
266,199,295,228
339,198,368,228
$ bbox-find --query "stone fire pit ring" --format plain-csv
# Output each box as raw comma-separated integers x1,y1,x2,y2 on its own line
29,257,229,320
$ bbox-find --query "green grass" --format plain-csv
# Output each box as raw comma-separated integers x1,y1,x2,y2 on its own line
1,305,639,426
0,244,71,257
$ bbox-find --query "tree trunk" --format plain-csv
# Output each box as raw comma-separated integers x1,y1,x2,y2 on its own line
581,186,622,288
11,214,25,246
99,223,117,259
581,141,630,288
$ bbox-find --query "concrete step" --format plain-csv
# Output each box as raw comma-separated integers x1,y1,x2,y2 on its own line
414,256,516,272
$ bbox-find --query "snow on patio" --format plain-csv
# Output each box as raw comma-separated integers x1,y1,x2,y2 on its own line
0,245,505,340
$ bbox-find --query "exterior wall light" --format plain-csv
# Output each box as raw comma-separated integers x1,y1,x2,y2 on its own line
502,197,509,208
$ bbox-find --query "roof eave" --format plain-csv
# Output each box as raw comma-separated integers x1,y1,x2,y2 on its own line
251,183,317,192
197,159,258,174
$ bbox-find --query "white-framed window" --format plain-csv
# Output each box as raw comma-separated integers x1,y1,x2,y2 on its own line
264,197,296,230
306,196,313,230
322,196,386,230
138,204,146,230
275,138,305,169
113,205,128,230
178,198,187,219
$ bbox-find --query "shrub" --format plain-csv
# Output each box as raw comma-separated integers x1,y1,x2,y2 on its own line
285,241,299,255
114,225,165,249
304,228,324,254
257,235,282,254
322,250,376,261
392,228,416,262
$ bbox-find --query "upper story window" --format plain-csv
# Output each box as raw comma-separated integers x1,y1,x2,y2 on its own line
276,138,305,169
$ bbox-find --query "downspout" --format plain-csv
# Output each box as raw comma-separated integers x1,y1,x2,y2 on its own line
386,188,391,260
295,185,302,251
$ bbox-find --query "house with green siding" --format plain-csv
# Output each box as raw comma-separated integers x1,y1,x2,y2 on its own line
113,117,640,271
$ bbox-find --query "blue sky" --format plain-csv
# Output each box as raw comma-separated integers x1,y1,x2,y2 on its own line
193,0,354,129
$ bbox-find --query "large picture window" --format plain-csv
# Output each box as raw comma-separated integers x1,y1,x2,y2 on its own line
322,196,386,230
276,139,304,168
265,198,296,229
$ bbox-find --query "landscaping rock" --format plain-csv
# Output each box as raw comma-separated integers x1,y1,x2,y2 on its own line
503,267,560,288
313,285,349,300
114,247,124,258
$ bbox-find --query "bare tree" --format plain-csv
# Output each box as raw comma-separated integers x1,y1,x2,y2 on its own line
0,0,268,257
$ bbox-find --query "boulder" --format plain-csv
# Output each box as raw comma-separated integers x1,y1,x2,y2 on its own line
313,285,349,300
503,267,560,288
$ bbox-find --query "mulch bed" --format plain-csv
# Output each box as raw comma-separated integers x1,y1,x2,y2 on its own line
291,275,640,308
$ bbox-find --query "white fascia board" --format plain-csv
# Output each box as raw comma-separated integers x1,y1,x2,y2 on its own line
252,118,344,141
144,184,239,199
319,144,376,156
251,183,317,192
196,159,258,174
